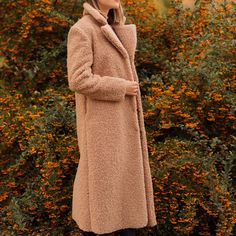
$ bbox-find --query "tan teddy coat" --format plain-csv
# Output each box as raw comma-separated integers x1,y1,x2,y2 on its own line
67,2,157,234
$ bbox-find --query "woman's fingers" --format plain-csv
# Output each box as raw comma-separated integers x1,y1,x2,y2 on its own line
126,81,139,96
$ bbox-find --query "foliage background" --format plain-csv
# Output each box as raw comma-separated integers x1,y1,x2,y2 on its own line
0,0,235,235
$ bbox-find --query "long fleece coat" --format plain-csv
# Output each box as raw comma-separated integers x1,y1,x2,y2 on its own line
67,2,157,234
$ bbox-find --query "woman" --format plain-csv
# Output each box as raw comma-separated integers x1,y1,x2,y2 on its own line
66,0,157,235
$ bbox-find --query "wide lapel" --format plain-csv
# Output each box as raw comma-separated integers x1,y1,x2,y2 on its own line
112,24,137,61
100,24,129,59
83,2,135,59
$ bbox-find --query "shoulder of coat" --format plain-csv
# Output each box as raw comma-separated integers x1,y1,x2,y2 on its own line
70,15,97,37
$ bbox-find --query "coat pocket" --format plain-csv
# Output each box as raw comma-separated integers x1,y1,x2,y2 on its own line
84,96,87,115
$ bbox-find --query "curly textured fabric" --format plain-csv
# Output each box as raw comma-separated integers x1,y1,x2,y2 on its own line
67,2,157,235
67,27,130,102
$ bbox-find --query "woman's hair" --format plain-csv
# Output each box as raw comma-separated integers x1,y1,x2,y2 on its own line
84,0,126,25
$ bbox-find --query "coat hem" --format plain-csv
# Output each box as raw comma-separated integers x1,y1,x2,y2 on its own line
74,219,156,235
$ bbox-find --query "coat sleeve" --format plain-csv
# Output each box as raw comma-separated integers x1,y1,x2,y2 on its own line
67,26,130,102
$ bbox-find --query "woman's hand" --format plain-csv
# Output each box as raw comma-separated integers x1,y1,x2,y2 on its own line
125,81,139,96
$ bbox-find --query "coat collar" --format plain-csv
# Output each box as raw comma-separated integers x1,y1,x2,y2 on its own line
82,2,137,60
